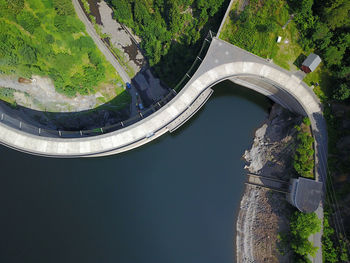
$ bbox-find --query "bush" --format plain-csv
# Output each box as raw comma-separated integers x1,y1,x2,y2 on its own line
110,0,133,24
16,11,41,34
322,216,338,263
332,83,350,101
293,122,314,178
19,44,37,64
303,117,311,126
322,212,350,262
5,0,24,14
289,211,321,259
52,0,75,16
76,36,95,51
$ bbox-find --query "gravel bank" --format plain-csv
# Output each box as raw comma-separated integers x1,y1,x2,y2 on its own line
236,104,302,263
98,0,144,73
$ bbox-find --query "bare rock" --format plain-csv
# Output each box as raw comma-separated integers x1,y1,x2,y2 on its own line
237,104,300,263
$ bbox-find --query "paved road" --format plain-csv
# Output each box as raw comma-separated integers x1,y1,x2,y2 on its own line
72,0,130,83
217,0,236,37
71,0,138,117
0,37,327,166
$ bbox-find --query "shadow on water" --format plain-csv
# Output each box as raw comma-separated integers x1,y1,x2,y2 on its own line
212,81,273,112
171,80,273,137
0,78,274,263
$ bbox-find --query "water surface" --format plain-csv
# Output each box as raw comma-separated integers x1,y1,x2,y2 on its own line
0,81,271,263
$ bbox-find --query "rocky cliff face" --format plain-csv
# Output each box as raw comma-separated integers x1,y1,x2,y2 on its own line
236,104,302,263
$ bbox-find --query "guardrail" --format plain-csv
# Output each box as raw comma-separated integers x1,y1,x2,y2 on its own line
0,31,215,139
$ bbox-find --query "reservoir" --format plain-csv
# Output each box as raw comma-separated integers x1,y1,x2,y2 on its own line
0,81,271,263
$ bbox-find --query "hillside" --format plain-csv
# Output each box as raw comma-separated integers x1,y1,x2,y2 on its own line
107,0,228,86
0,0,128,106
220,0,350,261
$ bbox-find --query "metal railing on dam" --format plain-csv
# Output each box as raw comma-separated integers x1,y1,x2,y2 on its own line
0,32,215,140
0,35,327,176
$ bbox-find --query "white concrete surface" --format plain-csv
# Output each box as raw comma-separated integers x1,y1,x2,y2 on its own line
0,38,326,164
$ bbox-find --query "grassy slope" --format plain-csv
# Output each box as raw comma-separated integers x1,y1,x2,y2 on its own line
0,0,129,106
220,0,290,64
220,0,329,86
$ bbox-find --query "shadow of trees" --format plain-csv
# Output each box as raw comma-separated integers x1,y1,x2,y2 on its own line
151,0,230,88
0,95,129,131
0,0,230,135
293,53,307,68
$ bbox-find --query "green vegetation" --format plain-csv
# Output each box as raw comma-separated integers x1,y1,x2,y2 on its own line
290,211,322,261
279,211,322,262
220,0,349,102
222,1,350,253
332,83,350,101
110,46,135,78
220,0,302,70
107,0,227,86
293,117,314,179
78,0,136,78
98,87,131,111
0,87,16,105
322,213,349,262
288,0,350,102
0,0,125,98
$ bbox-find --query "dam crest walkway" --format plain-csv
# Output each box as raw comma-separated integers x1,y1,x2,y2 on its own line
0,38,327,179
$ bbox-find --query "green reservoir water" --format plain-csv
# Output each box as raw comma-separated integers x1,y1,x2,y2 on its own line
0,81,271,263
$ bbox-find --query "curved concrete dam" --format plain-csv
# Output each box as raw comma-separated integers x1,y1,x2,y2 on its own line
0,38,327,164
0,82,272,263
0,36,327,263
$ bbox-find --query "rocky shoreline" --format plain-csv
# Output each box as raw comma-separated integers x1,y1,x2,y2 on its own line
236,104,302,263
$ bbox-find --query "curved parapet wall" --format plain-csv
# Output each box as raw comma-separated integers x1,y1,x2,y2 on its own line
0,38,327,174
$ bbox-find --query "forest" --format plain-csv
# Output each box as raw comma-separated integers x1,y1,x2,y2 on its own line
289,0,350,101
107,0,228,86
221,0,349,102
0,0,122,97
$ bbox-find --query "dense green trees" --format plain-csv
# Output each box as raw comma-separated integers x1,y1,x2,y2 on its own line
221,0,349,102
322,213,350,262
289,0,350,102
0,0,119,97
332,84,350,101
107,0,226,85
293,118,315,179
280,211,322,262
290,211,322,261
321,0,350,30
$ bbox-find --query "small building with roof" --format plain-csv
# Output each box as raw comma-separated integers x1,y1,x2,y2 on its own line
301,53,322,73
287,177,323,213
